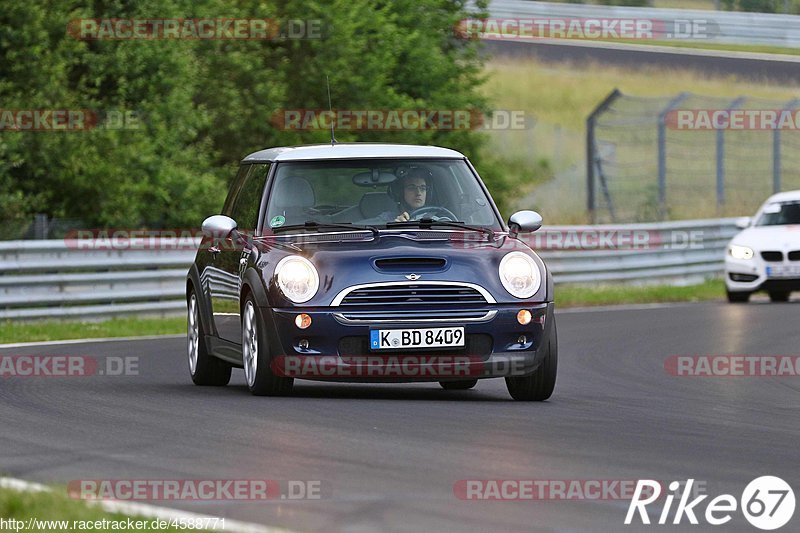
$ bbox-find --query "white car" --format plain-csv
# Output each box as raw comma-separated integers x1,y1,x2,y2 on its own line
725,190,800,303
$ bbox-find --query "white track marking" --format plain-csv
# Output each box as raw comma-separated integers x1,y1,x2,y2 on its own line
0,334,184,349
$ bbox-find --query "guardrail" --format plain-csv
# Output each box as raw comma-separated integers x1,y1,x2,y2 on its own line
538,218,738,284
0,218,738,320
0,240,196,320
489,1,800,47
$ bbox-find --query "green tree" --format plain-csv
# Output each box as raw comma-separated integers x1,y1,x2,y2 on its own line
0,0,494,230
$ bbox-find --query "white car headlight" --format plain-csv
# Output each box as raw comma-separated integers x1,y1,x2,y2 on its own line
499,252,541,299
729,244,754,260
276,255,319,303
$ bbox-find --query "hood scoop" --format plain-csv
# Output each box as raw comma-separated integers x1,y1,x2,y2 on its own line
373,257,447,273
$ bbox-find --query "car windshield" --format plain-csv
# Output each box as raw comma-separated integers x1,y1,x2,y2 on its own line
263,158,502,231
755,201,800,226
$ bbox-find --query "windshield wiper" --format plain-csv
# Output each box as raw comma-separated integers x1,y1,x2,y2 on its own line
271,221,378,237
385,218,494,237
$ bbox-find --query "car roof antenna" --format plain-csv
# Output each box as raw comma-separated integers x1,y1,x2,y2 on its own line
326,75,337,146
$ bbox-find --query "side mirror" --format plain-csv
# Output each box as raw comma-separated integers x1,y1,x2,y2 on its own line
735,216,751,230
201,215,238,239
508,210,543,236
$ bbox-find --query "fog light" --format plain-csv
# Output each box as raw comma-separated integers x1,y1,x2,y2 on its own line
295,313,312,329
517,309,532,325
298,339,310,350
517,335,527,345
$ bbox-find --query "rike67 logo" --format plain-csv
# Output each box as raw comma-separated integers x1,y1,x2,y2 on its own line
626,477,795,530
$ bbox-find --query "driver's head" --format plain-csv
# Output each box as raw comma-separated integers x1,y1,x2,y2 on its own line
401,169,428,211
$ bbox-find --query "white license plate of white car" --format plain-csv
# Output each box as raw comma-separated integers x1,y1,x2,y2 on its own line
766,265,800,278
370,327,465,350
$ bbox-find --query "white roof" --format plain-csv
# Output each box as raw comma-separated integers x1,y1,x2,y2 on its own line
765,190,800,203
242,143,466,162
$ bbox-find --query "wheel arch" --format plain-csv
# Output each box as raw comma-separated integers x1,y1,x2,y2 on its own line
241,267,270,311
186,265,217,338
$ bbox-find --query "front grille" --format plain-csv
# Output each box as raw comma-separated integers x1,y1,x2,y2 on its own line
789,251,800,261
333,282,493,322
338,334,493,357
761,251,783,262
339,283,487,306
336,309,492,321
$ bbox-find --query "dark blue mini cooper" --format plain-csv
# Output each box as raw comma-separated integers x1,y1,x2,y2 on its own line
186,144,556,400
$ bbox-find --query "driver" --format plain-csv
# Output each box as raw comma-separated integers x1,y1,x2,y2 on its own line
357,167,439,225
393,169,428,222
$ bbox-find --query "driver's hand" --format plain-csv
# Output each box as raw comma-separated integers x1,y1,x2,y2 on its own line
394,212,409,222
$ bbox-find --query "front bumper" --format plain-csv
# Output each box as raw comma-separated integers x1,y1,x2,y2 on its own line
725,256,800,293
261,302,555,382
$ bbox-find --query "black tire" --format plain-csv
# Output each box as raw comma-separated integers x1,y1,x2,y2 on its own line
439,380,478,390
187,289,232,386
241,294,293,396
726,290,750,303
505,321,557,401
769,291,790,302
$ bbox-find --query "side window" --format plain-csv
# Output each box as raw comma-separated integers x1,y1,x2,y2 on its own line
222,165,251,217
230,163,270,233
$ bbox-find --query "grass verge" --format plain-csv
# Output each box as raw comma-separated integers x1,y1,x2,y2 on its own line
0,316,185,344
556,279,724,307
0,487,185,532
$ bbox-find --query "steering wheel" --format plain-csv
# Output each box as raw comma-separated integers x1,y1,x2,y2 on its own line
408,206,457,222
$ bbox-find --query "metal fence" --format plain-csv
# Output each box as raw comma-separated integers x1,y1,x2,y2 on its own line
0,219,737,320
490,0,800,47
587,90,800,223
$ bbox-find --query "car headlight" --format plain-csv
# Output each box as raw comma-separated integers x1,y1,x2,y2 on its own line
275,255,319,303
729,244,754,260
499,251,541,299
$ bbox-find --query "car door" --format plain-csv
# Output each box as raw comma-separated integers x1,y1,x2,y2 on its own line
204,163,270,343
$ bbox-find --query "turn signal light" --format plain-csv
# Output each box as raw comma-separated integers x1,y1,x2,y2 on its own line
295,313,312,329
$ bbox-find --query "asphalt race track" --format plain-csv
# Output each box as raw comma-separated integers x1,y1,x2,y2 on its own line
485,40,800,84
2,302,799,532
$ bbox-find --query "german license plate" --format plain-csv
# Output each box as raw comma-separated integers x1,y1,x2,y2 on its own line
370,327,465,350
766,265,800,278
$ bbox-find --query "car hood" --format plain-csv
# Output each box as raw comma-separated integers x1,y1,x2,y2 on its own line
731,225,800,250
254,231,549,306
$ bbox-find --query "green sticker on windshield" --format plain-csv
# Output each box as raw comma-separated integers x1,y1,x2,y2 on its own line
270,215,285,228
